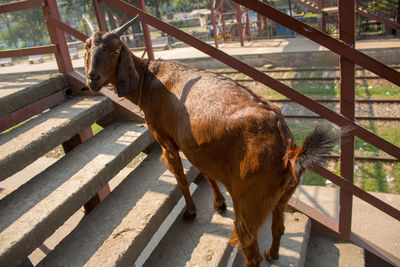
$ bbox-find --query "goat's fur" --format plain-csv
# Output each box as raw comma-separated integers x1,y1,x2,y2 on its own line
85,30,336,267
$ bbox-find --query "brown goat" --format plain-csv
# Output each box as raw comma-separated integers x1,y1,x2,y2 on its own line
84,16,336,266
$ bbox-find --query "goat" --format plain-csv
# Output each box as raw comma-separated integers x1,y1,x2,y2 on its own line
83,15,336,267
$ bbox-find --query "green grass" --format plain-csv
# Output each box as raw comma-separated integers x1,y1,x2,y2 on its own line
360,162,388,193
253,79,399,100
285,120,400,194
302,172,326,186
393,163,400,194
91,123,103,135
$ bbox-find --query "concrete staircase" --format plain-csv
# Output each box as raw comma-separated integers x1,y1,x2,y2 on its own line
0,73,394,267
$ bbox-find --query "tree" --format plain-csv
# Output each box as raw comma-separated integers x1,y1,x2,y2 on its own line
0,1,48,48
173,0,208,10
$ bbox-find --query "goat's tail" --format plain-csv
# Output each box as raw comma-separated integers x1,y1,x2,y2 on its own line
290,125,338,183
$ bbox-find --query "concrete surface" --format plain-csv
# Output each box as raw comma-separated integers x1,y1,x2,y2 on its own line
0,95,113,181
0,37,399,75
231,212,311,267
38,147,199,267
0,74,69,117
295,185,400,263
305,230,365,267
0,157,57,200
0,122,153,266
144,178,234,267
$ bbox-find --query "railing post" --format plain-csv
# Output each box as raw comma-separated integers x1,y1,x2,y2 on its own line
93,0,107,31
235,3,244,46
42,0,73,74
317,0,326,32
138,0,154,60
338,0,355,240
62,127,111,214
210,0,219,48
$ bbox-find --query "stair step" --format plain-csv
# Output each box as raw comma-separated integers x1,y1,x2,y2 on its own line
0,95,113,181
0,122,154,266
231,212,311,267
0,74,69,118
37,146,199,267
143,178,235,267
305,231,364,267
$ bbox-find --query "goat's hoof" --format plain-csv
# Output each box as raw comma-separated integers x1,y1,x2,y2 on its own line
183,209,197,220
265,250,279,262
215,200,227,214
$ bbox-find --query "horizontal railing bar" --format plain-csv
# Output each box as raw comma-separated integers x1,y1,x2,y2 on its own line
0,0,43,14
47,15,88,42
0,45,56,58
288,197,339,232
351,232,400,267
311,164,400,222
232,0,400,87
103,0,400,161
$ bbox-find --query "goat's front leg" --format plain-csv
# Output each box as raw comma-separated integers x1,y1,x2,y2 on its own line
206,177,227,214
161,147,197,220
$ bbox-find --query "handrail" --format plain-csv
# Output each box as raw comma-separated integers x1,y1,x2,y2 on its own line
97,0,399,265
101,0,400,163
232,0,400,87
1,0,399,265
46,15,88,42
0,45,56,58
0,0,43,14
48,4,400,224
312,164,400,221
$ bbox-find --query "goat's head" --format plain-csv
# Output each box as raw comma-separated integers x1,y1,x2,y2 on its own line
83,15,140,97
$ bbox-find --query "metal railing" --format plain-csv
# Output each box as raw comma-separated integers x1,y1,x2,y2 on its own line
0,0,399,265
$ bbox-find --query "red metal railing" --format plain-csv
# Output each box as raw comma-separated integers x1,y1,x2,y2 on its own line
1,0,399,265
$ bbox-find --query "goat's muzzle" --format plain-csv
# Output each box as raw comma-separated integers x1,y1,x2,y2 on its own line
86,71,104,92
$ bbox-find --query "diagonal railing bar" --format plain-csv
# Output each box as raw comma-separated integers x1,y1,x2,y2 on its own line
312,164,400,222
102,0,400,161
46,15,88,42
351,232,400,266
0,45,56,58
291,0,319,12
101,0,400,221
356,7,400,30
103,0,400,159
232,0,400,87
0,0,43,14
288,197,339,232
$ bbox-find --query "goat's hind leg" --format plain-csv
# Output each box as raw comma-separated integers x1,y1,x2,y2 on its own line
265,185,297,261
161,147,197,220
206,177,227,214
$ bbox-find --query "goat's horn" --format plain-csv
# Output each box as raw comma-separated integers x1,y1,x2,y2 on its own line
83,14,98,33
112,15,140,37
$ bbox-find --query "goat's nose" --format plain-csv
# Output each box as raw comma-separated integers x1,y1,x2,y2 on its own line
88,72,100,83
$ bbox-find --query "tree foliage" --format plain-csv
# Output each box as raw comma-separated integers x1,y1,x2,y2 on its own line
0,1,48,48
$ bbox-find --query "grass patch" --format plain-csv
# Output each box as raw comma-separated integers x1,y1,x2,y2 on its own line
91,123,104,135
360,161,388,193
393,163,400,194
302,172,326,186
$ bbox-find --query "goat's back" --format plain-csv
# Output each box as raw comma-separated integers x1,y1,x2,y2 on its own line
143,60,294,186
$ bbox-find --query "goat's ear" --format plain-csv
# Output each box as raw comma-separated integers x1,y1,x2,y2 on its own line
116,44,139,97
